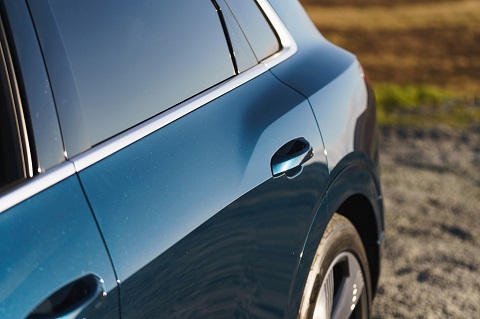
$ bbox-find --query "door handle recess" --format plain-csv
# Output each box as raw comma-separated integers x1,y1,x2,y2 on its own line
271,137,314,179
27,274,106,319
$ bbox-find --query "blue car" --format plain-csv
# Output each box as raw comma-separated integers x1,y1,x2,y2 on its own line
0,0,383,318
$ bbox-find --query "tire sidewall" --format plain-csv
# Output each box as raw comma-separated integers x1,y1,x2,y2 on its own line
299,213,372,319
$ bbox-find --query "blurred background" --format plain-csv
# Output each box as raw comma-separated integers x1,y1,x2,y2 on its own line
300,0,480,317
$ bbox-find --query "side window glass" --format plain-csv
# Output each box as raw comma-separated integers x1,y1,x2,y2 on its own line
0,51,25,190
223,0,280,62
48,0,235,145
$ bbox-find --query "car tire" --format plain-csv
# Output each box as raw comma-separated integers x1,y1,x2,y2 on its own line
298,213,372,319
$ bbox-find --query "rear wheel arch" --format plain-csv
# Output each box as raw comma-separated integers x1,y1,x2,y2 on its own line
326,153,383,297
336,194,381,297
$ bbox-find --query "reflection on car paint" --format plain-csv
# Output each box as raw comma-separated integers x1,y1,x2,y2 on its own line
121,163,328,318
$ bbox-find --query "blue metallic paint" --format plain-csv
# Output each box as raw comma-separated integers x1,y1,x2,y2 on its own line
267,0,384,313
120,164,328,317
0,175,119,318
267,1,368,169
78,70,329,317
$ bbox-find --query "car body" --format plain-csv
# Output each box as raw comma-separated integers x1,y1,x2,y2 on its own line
0,0,383,318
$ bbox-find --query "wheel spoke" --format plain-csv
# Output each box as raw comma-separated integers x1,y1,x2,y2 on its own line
312,268,334,319
330,253,365,319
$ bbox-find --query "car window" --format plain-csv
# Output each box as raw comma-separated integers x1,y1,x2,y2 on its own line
47,0,235,145
223,0,280,62
0,39,27,191
215,0,258,73
0,88,21,190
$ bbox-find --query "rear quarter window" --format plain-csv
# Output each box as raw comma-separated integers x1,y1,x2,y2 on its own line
223,0,280,61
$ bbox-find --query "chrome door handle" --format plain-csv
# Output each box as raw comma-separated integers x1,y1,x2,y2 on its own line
271,137,314,179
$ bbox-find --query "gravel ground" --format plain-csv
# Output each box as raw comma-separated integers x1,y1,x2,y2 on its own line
372,125,480,318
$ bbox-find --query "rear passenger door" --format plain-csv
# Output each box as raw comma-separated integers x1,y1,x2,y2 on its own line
0,3,119,317
29,0,330,317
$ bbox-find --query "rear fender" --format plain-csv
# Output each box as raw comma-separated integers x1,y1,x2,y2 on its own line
285,152,384,318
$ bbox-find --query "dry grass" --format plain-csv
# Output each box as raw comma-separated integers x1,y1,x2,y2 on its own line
301,0,465,6
305,1,480,31
302,0,480,95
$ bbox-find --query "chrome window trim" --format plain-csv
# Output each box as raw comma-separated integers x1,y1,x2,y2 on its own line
0,162,76,213
256,0,297,69
69,0,297,172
